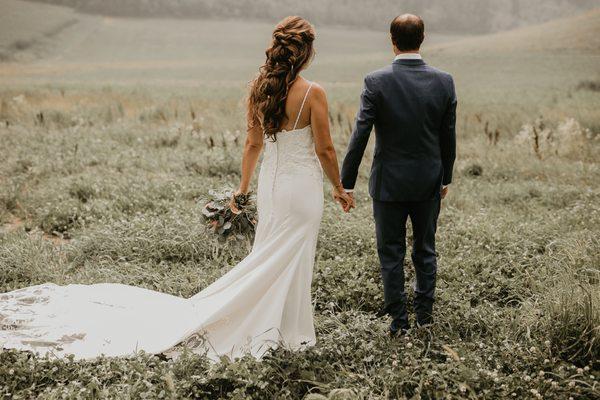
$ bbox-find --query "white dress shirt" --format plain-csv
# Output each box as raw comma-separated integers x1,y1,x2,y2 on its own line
394,53,422,61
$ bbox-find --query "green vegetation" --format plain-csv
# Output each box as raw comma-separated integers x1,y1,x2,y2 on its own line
0,88,598,397
0,3,599,398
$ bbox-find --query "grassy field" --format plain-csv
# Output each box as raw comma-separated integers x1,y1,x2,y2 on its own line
0,0,599,398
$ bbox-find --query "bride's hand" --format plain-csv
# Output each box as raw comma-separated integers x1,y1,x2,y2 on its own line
230,189,247,215
332,186,354,213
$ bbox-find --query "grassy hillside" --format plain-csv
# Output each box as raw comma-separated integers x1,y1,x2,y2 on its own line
1,1,599,132
26,0,600,34
426,9,600,133
0,2,599,399
0,0,80,62
433,8,600,53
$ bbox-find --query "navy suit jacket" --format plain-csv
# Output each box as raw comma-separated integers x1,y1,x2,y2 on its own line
341,58,457,202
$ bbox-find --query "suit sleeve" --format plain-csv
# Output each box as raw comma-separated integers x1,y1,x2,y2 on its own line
440,76,457,186
341,75,378,190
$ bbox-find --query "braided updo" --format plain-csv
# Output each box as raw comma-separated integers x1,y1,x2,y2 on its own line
248,16,315,141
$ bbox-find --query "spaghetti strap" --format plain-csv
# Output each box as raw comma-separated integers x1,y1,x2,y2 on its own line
292,82,314,130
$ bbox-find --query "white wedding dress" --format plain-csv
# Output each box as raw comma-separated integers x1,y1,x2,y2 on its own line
0,84,324,361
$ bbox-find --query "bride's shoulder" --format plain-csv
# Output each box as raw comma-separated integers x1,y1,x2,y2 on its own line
309,81,325,93
307,81,327,102
302,82,327,111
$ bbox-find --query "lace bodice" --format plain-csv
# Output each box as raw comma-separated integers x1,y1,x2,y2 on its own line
260,81,322,181
261,126,323,181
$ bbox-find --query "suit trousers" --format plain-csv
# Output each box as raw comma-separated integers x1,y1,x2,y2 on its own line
372,195,441,329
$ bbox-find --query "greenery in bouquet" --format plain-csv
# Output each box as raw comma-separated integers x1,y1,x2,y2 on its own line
200,188,257,237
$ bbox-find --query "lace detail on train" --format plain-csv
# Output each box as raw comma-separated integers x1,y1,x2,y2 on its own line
1,124,324,362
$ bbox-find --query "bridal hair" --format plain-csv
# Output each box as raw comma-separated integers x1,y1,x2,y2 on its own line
247,16,315,141
390,14,425,51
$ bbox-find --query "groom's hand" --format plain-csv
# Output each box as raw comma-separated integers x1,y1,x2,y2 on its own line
340,190,355,212
346,191,354,207
332,187,354,213
441,185,449,199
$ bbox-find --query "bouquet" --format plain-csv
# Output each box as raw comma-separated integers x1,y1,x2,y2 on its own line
201,188,257,237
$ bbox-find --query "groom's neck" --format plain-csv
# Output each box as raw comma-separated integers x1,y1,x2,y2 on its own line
394,49,420,56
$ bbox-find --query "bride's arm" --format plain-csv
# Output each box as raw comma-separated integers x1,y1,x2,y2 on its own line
310,84,354,212
236,116,264,195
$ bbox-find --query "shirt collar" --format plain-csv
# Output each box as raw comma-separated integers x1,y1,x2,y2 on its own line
394,53,422,61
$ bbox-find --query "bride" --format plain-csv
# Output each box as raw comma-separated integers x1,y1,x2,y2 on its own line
0,16,353,361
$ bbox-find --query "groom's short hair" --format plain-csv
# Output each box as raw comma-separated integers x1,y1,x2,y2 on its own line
390,14,424,51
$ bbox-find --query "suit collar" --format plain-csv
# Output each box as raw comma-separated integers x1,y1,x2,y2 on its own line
392,59,426,66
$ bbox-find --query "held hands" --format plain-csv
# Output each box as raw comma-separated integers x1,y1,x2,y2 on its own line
440,185,449,199
234,186,355,214
332,186,354,213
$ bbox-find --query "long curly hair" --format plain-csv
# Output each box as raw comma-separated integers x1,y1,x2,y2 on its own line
247,16,315,141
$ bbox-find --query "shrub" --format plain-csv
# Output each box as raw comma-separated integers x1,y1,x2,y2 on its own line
37,198,83,237
539,284,599,366
576,80,600,92
0,231,65,291
68,180,98,203
515,117,596,160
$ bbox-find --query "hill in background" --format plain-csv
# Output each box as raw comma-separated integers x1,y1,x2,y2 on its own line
0,0,79,61
433,8,600,54
25,0,600,34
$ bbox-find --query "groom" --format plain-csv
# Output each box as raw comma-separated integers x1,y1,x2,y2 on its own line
341,14,456,335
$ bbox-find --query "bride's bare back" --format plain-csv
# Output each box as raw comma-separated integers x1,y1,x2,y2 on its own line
280,78,314,132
